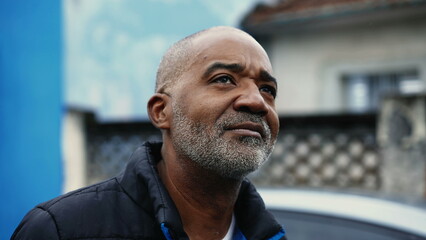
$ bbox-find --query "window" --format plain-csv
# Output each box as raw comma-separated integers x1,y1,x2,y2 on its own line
342,70,422,112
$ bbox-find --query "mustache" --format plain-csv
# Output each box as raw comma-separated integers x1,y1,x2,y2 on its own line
216,112,271,139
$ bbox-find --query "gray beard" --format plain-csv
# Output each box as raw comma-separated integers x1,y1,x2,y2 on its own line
170,103,275,179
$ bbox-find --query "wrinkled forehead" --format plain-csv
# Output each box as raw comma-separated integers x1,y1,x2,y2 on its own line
189,29,273,73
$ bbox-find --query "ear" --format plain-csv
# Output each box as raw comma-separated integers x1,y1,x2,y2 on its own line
147,93,171,129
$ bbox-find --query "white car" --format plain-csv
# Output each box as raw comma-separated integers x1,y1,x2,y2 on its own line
259,189,426,240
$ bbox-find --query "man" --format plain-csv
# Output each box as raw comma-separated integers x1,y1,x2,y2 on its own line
12,26,286,240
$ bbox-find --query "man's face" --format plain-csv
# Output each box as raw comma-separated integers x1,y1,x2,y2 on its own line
169,30,279,179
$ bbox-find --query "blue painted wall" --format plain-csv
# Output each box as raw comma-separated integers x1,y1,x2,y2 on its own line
0,1,62,239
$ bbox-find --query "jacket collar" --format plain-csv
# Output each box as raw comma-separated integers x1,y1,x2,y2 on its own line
118,142,284,240
235,180,284,239
118,142,187,238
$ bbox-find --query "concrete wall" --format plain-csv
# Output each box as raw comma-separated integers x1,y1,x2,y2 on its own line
269,17,426,115
378,94,426,197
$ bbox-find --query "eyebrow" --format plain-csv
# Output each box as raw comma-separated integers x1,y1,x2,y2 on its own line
203,62,244,79
203,62,277,86
260,70,277,86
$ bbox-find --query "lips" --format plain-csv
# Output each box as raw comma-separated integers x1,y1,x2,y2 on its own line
224,122,266,139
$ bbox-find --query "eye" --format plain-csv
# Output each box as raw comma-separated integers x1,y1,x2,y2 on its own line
260,85,277,98
212,75,234,84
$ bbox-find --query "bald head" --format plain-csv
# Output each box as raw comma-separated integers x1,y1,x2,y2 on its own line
155,26,262,93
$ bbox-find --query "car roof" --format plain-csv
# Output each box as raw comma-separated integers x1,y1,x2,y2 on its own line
258,189,426,237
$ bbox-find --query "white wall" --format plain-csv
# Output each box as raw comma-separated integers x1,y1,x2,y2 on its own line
62,110,87,193
270,18,426,115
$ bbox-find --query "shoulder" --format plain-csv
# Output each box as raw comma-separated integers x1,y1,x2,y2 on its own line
12,207,60,239
40,177,124,211
13,177,157,239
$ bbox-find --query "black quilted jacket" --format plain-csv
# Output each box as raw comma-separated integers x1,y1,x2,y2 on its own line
12,142,287,240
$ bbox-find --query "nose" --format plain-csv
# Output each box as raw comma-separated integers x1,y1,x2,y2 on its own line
233,82,269,116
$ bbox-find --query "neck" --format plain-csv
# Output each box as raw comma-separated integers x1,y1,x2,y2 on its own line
158,142,242,240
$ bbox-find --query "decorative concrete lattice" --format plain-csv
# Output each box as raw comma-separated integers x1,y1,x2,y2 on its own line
250,131,380,190
86,123,161,185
